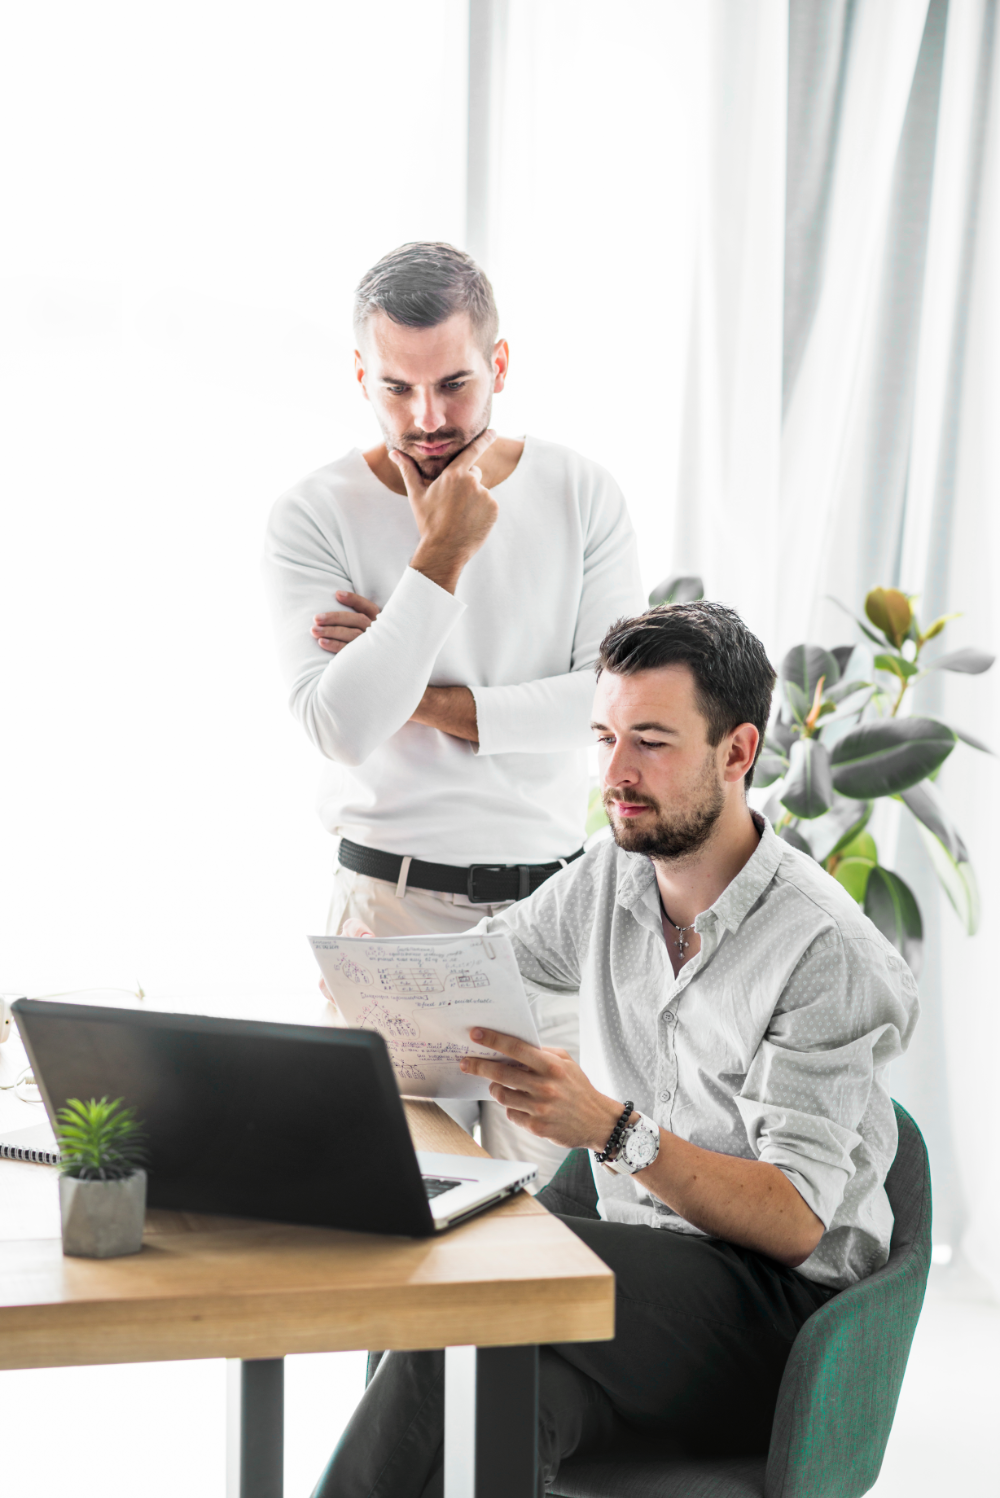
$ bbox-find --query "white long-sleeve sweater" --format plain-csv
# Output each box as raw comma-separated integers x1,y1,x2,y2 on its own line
262,436,644,865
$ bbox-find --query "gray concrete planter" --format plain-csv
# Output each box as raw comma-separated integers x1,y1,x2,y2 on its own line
59,1169,147,1258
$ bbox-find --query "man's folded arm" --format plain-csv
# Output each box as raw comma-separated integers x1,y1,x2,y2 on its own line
470,472,645,756
264,508,465,764
470,671,598,755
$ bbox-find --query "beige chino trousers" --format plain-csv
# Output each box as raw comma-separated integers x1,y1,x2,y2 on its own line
326,862,576,1188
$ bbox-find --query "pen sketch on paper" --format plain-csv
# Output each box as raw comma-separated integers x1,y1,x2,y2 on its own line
307,931,540,1099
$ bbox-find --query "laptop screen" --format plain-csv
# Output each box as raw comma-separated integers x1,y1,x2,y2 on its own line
14,1000,436,1236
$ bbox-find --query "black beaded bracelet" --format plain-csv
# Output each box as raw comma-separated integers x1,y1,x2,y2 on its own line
594,1100,634,1164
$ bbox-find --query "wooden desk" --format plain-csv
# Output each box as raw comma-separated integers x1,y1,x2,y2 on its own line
0,1097,615,1497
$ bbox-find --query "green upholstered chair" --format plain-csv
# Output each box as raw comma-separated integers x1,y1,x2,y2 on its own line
549,1101,932,1498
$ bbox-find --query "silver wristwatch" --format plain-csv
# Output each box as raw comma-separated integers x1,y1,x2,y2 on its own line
603,1112,660,1175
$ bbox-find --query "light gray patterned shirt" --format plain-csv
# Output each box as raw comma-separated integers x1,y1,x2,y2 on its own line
485,816,919,1289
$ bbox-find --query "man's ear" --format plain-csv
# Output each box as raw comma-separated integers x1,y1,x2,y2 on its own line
354,349,370,402
492,338,510,393
724,723,760,784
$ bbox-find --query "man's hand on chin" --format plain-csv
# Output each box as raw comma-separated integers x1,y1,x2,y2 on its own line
459,1029,623,1149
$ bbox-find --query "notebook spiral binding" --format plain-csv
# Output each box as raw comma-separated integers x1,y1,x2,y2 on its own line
0,1141,60,1165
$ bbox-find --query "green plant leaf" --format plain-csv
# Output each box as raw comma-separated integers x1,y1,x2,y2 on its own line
951,725,996,755
778,825,814,857
834,828,878,863
648,574,704,606
864,867,924,977
827,596,889,649
784,680,811,724
898,781,960,860
827,677,872,705
754,745,788,788
926,647,995,674
919,612,960,644
874,653,918,679
914,824,980,935
829,718,956,799
815,687,876,734
865,587,913,648
781,738,834,820
781,644,841,698
900,782,980,934
585,784,609,837
808,797,873,863
768,719,796,752
54,1096,147,1182
834,856,876,904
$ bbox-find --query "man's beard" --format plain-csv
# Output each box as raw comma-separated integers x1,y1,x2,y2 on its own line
380,393,493,481
604,756,725,860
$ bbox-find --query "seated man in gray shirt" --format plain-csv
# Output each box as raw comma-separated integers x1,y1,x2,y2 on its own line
315,601,920,1497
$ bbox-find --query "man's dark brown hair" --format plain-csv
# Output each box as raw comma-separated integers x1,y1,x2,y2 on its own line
354,242,499,359
597,601,776,787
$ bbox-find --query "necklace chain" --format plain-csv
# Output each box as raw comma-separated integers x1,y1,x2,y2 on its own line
662,907,696,955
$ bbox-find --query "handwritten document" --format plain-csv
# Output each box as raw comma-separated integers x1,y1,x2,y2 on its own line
307,932,541,1099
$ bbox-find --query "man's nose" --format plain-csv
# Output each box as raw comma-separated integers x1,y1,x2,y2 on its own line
412,388,446,433
604,739,639,788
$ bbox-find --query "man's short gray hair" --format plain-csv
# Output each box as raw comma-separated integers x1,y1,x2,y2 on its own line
354,242,499,358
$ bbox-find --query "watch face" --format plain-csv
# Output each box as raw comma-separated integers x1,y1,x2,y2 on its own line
625,1124,658,1169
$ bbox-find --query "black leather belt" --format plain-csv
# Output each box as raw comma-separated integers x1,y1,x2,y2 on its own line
338,837,585,904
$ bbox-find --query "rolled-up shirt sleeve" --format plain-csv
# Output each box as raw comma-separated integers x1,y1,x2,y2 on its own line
734,929,918,1229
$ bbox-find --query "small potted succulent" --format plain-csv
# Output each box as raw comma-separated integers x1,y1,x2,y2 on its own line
55,1096,148,1258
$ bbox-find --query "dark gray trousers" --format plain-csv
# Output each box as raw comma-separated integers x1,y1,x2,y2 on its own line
312,1156,832,1497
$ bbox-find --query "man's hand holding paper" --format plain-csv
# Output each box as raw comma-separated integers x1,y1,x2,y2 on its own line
308,930,541,1100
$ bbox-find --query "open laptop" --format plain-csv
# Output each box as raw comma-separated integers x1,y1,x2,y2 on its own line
12,1000,537,1236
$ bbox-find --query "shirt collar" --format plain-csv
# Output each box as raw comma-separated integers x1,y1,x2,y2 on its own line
613,813,785,934
700,813,784,934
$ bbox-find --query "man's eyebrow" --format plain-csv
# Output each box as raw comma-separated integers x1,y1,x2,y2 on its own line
589,720,680,735
377,369,475,384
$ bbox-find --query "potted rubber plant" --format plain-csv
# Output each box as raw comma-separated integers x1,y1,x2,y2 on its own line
756,587,995,975
55,1096,148,1258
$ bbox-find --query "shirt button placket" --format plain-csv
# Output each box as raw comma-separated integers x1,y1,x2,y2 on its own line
658,1009,677,1121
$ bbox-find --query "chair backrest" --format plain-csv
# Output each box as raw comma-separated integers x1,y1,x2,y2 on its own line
763,1101,932,1498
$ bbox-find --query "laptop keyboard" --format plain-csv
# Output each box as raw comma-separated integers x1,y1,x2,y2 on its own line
423,1176,463,1200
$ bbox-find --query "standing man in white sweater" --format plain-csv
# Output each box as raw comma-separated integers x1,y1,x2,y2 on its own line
263,241,643,1172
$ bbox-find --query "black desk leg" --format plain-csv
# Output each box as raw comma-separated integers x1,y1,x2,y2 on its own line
475,1345,539,1497
227,1357,284,1498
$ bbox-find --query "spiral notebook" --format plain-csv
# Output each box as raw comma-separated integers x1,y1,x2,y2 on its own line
0,1121,60,1165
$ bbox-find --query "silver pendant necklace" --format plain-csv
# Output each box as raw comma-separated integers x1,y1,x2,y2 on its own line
662,907,696,956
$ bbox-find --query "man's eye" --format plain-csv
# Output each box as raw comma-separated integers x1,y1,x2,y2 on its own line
442,381,466,391
639,739,668,748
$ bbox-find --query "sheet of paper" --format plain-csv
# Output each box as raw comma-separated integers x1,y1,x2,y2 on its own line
307,931,540,1099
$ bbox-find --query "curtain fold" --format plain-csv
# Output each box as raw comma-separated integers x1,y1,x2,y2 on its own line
679,0,1000,1293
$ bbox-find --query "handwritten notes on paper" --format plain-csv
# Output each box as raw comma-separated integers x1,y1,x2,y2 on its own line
307,932,541,1099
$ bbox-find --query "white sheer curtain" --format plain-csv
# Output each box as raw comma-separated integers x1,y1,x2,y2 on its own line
483,0,1000,1295
0,0,468,1010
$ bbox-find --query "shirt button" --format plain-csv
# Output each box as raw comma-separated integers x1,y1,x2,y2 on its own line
659,1089,671,1101
662,1011,675,1024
